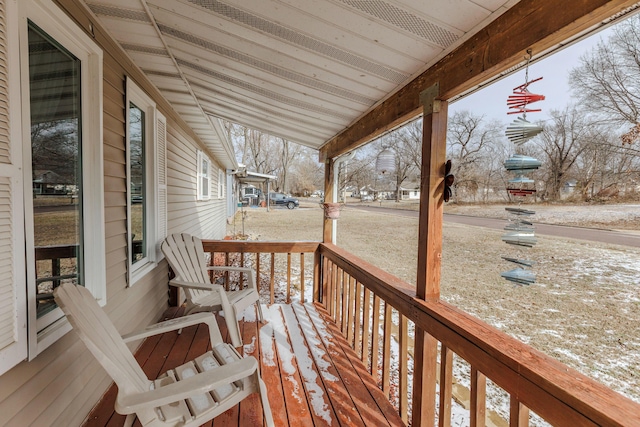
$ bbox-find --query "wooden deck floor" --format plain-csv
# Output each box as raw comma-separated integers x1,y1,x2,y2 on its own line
84,302,406,427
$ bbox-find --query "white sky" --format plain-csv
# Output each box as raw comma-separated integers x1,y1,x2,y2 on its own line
449,25,616,126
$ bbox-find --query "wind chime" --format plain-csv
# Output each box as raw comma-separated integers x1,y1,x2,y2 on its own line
501,50,543,286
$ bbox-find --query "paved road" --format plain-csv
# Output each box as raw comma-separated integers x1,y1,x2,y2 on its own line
346,205,640,248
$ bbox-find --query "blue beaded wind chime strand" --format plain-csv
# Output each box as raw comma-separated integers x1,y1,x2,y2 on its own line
501,50,544,286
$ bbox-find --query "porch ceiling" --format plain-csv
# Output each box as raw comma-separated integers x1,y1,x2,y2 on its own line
85,0,518,159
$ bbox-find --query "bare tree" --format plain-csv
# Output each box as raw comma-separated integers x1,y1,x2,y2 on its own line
534,107,595,201
446,110,503,201
274,137,303,193
369,129,419,201
397,118,423,172
570,15,640,142
290,148,323,195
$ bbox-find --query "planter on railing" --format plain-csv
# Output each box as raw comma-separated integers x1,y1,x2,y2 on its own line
321,202,343,219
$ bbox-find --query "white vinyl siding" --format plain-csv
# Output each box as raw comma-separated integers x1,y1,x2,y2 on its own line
167,128,227,239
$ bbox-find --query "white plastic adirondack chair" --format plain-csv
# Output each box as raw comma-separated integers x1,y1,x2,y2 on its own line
161,233,264,347
53,283,274,427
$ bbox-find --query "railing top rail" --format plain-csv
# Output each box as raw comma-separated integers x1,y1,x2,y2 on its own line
201,240,320,254
34,244,78,260
319,242,640,427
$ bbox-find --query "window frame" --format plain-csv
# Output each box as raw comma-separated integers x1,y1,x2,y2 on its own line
126,78,158,285
19,0,105,359
197,150,211,201
218,168,225,199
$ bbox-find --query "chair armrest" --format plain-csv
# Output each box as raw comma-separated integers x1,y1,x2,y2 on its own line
205,266,253,274
122,312,223,345
115,356,258,413
169,278,223,291
206,266,257,289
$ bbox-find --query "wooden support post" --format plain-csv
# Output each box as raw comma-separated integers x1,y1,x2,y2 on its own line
412,83,448,427
322,158,335,243
416,83,447,301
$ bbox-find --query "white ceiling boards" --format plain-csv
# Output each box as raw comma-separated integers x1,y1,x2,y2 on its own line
86,0,518,151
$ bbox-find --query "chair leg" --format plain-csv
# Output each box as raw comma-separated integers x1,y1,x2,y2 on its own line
258,377,274,427
255,301,265,323
225,307,243,348
123,414,137,427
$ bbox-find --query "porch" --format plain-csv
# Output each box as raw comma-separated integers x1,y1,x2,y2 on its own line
81,241,640,426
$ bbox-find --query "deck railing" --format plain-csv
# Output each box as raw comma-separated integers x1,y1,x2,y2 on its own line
201,240,320,304
201,239,640,427
318,242,640,427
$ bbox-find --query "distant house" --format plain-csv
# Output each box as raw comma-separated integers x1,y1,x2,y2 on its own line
399,182,421,200
32,170,65,194
232,169,277,208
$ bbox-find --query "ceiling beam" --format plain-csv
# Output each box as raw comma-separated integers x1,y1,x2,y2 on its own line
320,0,639,160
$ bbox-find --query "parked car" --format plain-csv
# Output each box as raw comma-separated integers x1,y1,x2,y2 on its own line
361,194,374,201
268,192,299,209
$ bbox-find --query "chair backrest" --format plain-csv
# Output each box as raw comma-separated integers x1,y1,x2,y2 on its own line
161,233,211,301
53,283,150,395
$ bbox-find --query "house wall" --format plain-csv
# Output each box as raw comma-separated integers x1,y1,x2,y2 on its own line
166,125,228,239
0,0,228,425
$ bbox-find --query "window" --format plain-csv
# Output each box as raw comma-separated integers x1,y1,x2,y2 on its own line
127,78,164,284
218,168,225,199
19,0,105,360
197,150,211,200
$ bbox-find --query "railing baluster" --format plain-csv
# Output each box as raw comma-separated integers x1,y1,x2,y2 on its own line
300,253,305,303
335,267,343,328
510,399,530,427
413,331,438,426
326,261,332,315
224,252,230,291
382,302,392,397
270,253,275,304
438,344,453,427
353,281,362,354
399,315,409,422
371,295,381,381
313,249,320,303
52,258,61,288
255,252,260,291
286,252,291,303
347,276,356,346
361,287,371,365
341,270,349,337
471,367,487,427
